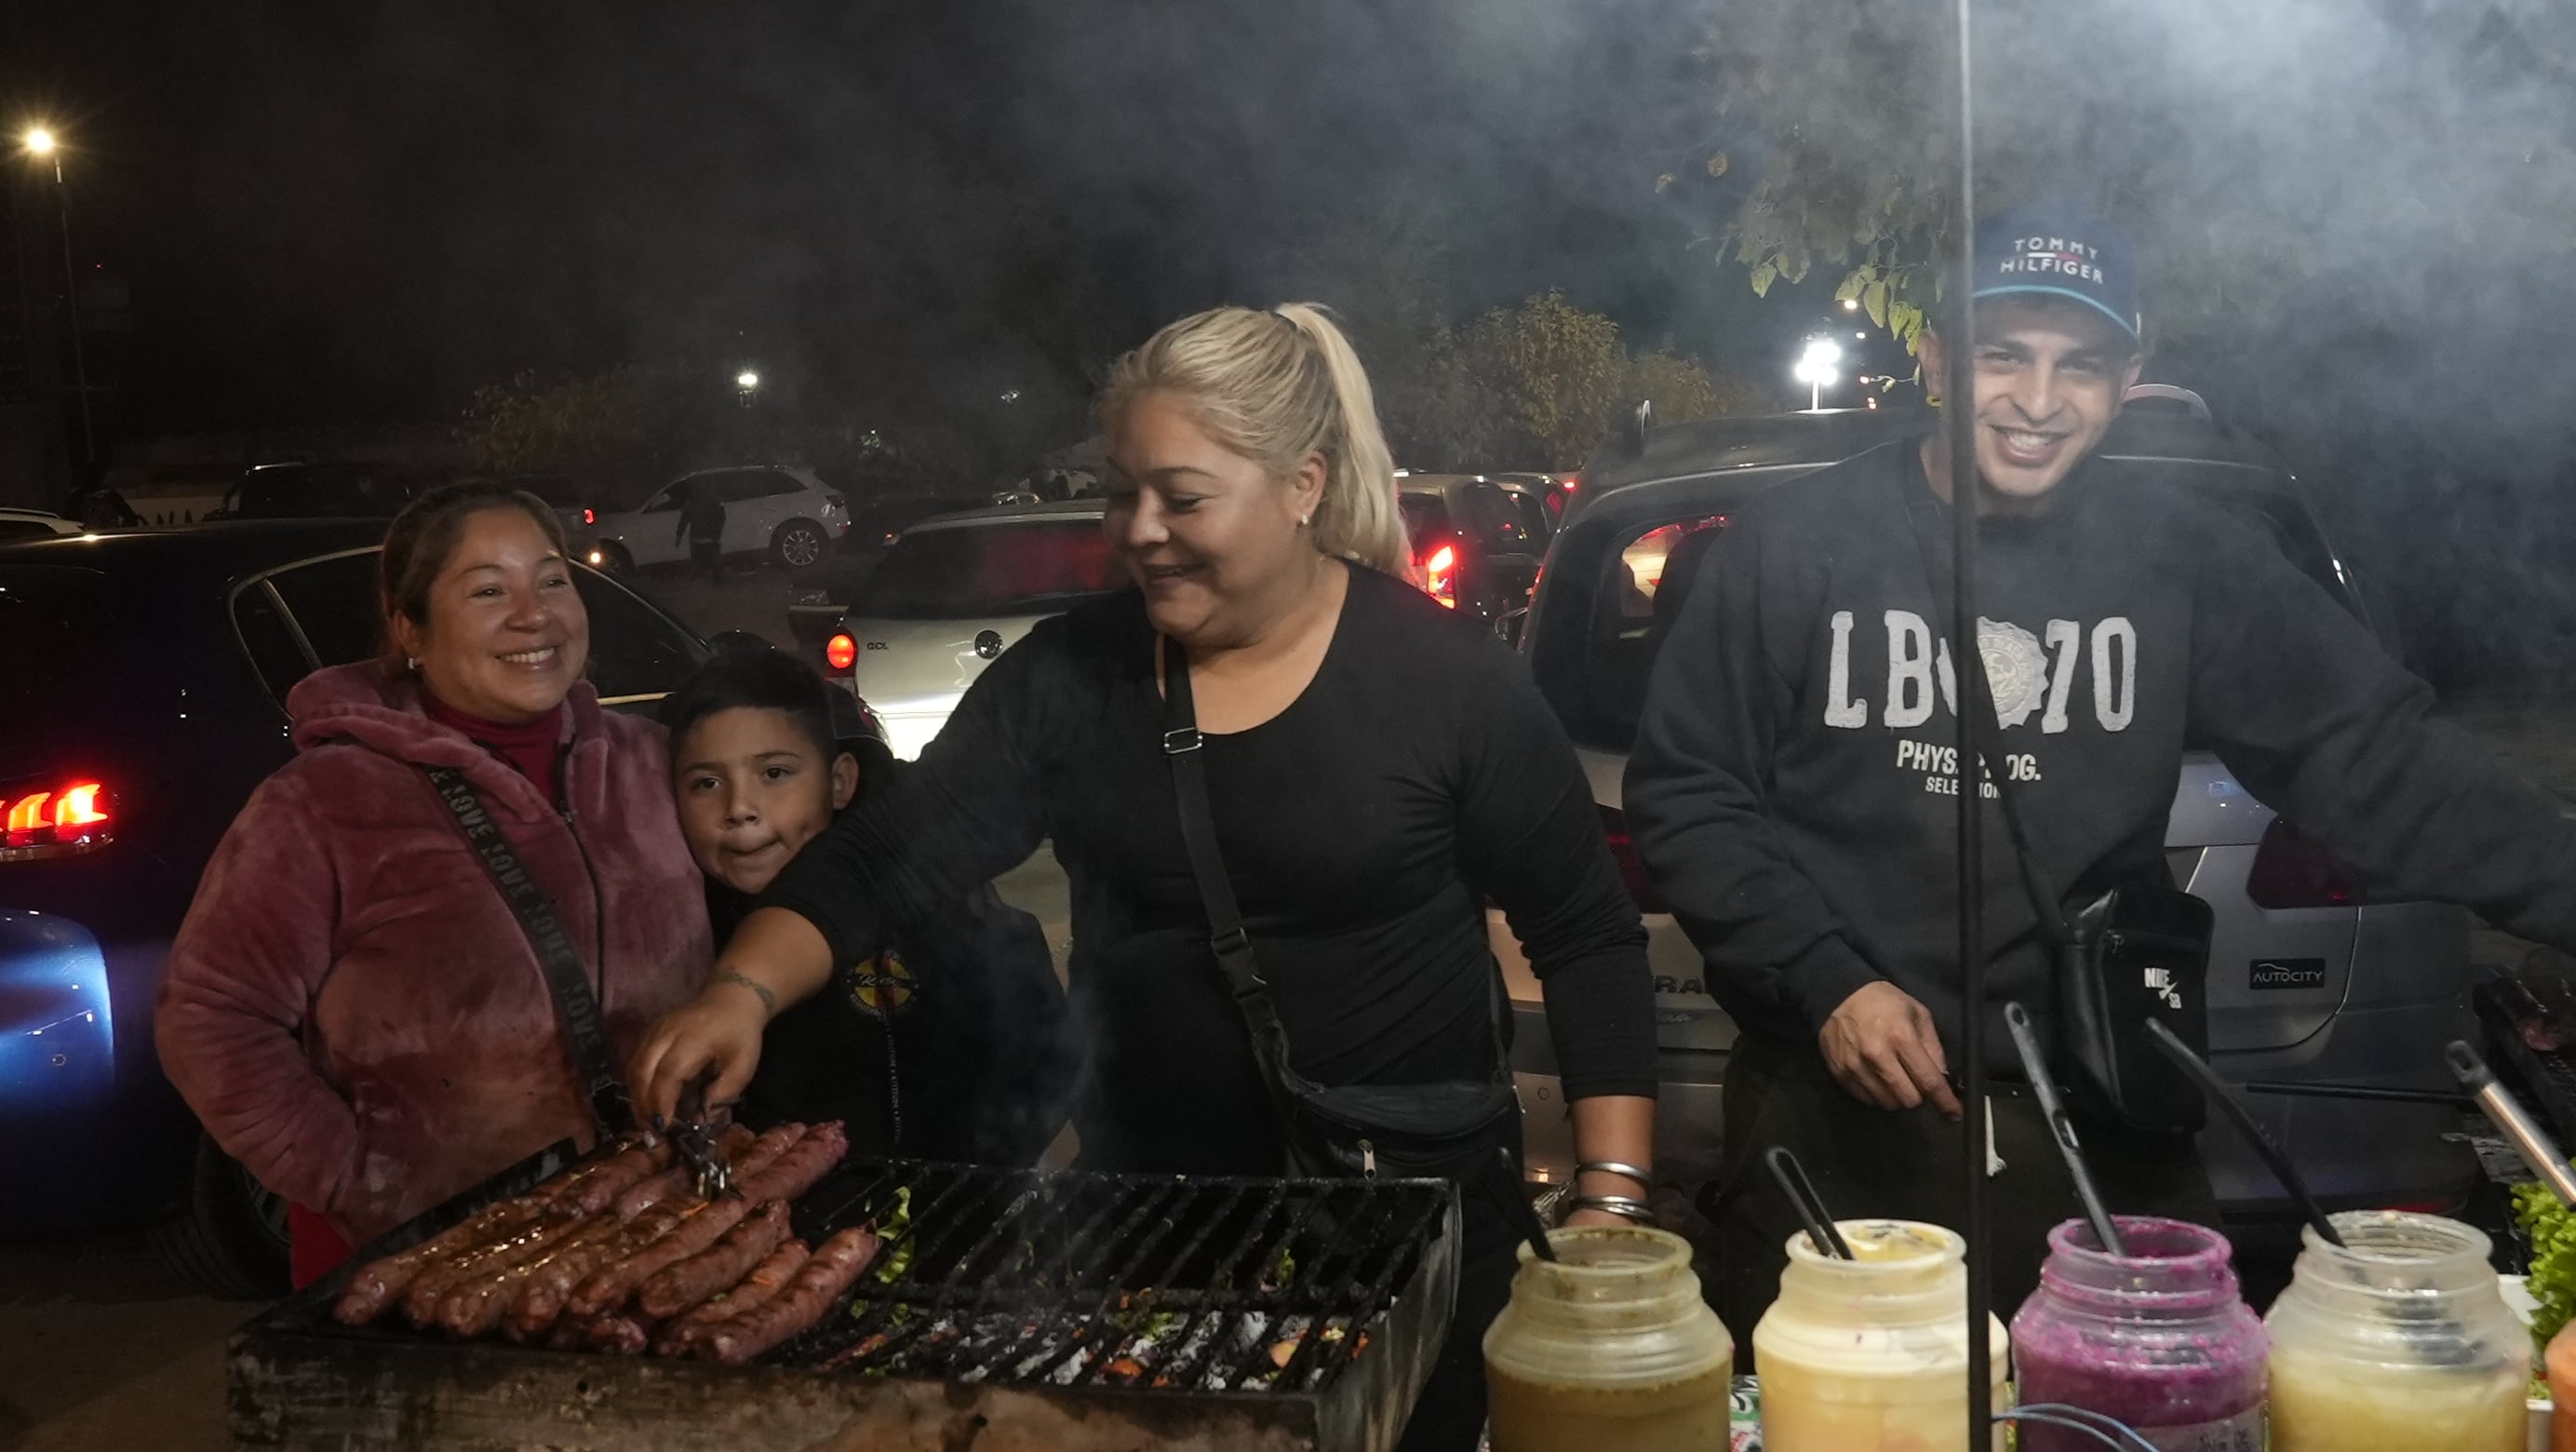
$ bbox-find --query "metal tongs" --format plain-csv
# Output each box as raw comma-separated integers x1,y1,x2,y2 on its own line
2448,1039,2576,1207
667,1080,736,1200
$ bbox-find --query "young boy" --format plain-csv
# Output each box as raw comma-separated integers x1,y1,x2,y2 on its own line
660,646,1075,1164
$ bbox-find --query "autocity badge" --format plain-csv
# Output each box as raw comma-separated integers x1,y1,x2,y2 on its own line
2249,958,2328,991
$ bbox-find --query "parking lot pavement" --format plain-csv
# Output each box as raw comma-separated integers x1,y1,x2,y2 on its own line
0,1226,239,1452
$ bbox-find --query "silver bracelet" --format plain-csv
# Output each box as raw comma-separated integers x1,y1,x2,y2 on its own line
1576,1160,1655,1188
1569,1193,1657,1224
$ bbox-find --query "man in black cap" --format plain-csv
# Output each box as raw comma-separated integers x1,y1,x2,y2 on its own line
1625,201,2576,1343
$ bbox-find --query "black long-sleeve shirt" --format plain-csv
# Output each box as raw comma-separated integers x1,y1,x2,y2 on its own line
1625,437,2576,1070
765,563,1656,1169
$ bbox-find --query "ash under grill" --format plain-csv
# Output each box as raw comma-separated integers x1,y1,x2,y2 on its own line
783,1162,1453,1396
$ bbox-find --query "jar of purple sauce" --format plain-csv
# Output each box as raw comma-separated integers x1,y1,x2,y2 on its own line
2010,1217,2268,1451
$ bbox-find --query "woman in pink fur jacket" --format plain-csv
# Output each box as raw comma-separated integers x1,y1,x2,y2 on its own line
155,482,711,1283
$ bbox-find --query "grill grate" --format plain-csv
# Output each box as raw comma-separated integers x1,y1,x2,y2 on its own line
780,1161,1450,1395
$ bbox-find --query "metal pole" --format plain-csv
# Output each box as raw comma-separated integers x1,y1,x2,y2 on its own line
48,157,93,467
1811,380,1821,411
1945,0,1991,1445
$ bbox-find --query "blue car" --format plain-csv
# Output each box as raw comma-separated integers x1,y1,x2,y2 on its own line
0,521,716,1295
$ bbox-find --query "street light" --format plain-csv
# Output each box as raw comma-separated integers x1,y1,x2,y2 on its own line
1792,337,1845,411
734,370,760,409
19,125,92,464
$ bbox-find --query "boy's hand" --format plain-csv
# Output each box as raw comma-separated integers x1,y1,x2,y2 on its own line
630,984,769,1128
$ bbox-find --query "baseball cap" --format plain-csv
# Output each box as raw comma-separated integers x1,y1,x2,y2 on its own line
1972,202,2141,342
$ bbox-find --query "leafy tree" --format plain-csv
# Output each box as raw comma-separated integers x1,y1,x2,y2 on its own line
1378,292,1765,469
1676,0,2576,348
1465,290,1627,469
457,366,685,504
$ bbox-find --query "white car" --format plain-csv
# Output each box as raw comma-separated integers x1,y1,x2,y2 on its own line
0,508,84,542
824,501,1120,759
581,465,850,575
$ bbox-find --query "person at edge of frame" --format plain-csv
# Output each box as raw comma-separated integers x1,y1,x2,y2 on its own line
1623,199,2576,1358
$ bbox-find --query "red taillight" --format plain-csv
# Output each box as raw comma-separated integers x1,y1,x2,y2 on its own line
1597,804,1669,915
825,633,858,673
583,507,596,525
1422,543,1457,609
2245,817,2364,909
3,779,114,860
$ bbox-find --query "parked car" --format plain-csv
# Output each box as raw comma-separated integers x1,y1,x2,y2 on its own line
580,465,851,577
786,489,999,649
0,507,84,542
471,471,598,541
208,461,429,520
1485,470,1582,526
1395,473,1553,621
823,500,1121,759
0,521,721,1295
1498,406,2477,1241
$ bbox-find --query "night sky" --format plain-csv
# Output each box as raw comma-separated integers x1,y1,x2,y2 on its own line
7,0,1817,435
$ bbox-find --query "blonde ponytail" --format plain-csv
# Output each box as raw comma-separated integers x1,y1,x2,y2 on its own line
1101,302,1411,578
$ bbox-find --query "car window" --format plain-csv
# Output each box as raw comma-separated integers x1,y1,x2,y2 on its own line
1461,482,1550,553
638,487,679,513
0,519,60,541
233,584,315,705
267,551,389,667
726,470,803,501
1400,494,1452,551
855,520,1120,620
574,567,705,702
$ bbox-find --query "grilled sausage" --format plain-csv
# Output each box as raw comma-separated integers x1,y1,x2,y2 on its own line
654,1239,811,1356
610,1123,761,1220
570,1193,759,1319
557,1138,675,1217
512,1203,688,1338
697,1225,879,1365
332,1195,549,1325
735,1121,848,1204
402,1212,585,1326
434,1213,622,1338
585,1311,657,1355
639,1199,794,1320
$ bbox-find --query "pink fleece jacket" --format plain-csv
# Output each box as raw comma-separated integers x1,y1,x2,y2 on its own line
156,662,712,1242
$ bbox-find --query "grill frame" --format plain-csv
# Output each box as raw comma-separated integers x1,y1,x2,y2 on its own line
231,1145,1462,1452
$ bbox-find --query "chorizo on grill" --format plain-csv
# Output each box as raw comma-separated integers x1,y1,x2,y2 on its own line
697,1225,879,1365
638,1198,794,1320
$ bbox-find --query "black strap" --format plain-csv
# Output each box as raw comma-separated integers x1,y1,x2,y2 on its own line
424,765,631,1137
1158,639,1509,1107
1900,491,2078,951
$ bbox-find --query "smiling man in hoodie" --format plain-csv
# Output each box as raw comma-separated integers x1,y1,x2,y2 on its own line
1626,203,2576,1348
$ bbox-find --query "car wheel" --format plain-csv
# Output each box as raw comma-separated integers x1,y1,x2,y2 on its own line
772,519,827,569
150,1131,290,1299
589,541,634,579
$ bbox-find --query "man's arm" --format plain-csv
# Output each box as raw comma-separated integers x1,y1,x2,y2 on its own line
1624,524,1958,1113
2191,524,2576,945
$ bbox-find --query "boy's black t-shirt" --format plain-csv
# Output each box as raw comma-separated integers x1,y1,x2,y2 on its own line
728,758,1075,1165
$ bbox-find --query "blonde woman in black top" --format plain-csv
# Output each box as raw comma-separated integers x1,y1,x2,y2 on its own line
634,302,1657,1450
